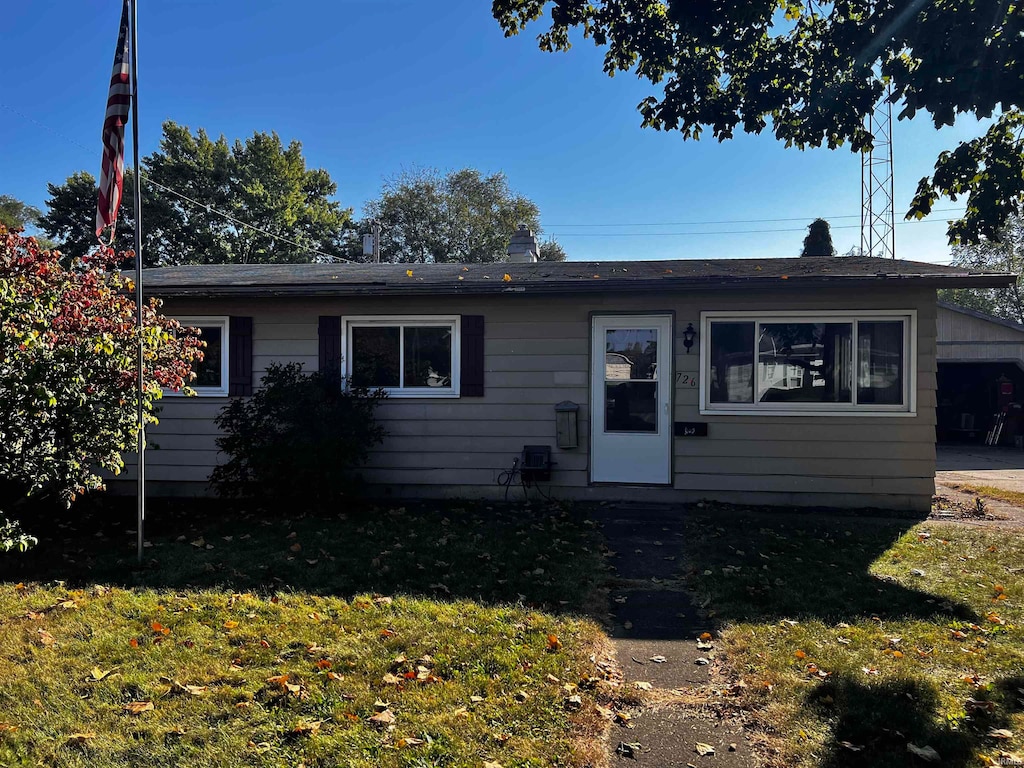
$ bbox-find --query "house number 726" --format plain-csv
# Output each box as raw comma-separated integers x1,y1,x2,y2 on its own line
675,373,697,387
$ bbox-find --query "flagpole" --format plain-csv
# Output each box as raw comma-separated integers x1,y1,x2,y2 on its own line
129,0,145,565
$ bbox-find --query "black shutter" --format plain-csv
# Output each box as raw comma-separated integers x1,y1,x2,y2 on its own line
460,315,485,397
228,316,253,396
319,316,342,385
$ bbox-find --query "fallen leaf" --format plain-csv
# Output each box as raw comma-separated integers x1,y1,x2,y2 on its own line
368,709,395,727
907,743,941,762
223,620,238,629
66,732,96,745
37,629,56,647
695,742,715,756
397,737,425,748
406,269,413,277
700,632,712,641
615,711,632,726
123,701,154,715
839,741,865,752
290,720,323,736
88,667,116,682
989,729,1014,740
794,649,807,659
649,655,667,663
635,681,653,691
502,274,512,282
129,637,139,648
547,634,562,651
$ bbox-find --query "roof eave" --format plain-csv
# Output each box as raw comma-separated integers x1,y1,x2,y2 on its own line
142,272,1015,299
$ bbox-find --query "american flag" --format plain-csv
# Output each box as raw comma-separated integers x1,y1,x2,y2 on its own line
96,0,132,238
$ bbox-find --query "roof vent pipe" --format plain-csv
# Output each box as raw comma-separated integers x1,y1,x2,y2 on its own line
507,224,539,263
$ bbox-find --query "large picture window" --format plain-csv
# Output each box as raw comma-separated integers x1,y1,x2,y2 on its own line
343,316,460,397
171,316,230,397
701,311,914,415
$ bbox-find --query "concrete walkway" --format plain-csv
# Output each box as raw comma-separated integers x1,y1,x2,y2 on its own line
594,504,752,767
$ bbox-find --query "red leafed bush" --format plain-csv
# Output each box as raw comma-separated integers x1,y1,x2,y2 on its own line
0,224,204,520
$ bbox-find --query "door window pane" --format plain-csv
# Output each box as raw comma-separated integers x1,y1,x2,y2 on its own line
709,322,754,403
404,326,452,388
858,321,904,404
605,381,657,432
193,325,223,388
605,329,658,380
758,322,852,403
351,326,400,387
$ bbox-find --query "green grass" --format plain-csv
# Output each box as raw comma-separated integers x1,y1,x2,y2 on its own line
682,511,1024,768
0,500,611,767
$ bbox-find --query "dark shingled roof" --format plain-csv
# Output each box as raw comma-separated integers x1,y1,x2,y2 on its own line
139,257,1013,298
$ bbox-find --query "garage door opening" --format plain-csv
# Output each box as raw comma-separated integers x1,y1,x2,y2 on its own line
937,361,1024,444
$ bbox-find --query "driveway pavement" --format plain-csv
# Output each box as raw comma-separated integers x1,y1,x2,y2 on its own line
936,444,1024,491
935,444,1024,527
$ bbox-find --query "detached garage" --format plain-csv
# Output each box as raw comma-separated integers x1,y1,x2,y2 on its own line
937,301,1024,444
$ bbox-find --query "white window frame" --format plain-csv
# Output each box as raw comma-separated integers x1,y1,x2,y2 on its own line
700,310,917,417
165,316,231,397
342,315,461,399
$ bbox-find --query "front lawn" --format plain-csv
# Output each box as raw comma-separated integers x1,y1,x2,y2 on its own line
684,511,1024,768
0,500,611,767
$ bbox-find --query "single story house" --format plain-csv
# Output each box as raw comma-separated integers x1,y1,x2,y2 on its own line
937,301,1024,442
126,243,1011,512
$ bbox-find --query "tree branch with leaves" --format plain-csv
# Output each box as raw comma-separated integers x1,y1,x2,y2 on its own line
492,0,1023,244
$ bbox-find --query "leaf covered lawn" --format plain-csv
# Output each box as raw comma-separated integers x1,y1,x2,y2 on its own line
0,588,609,767
684,512,1024,768
0,501,613,767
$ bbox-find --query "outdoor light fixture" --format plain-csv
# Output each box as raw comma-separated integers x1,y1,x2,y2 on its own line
682,322,697,354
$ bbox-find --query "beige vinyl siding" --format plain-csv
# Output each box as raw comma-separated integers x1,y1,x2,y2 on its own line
119,286,937,511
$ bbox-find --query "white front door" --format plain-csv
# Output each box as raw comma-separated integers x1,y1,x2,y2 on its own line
591,314,673,484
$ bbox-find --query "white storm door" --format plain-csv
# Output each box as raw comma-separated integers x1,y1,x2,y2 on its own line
591,315,673,484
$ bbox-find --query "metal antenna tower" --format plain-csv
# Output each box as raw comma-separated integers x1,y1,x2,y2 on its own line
860,86,896,259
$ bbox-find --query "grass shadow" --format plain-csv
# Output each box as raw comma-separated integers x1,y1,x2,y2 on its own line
0,496,608,617
681,506,977,625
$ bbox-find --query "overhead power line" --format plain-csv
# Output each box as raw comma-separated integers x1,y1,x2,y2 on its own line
546,219,951,238
139,177,355,264
541,207,962,228
2,101,961,258
0,101,355,264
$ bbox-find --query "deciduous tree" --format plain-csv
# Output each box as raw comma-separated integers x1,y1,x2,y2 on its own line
360,167,567,263
491,0,1023,244
0,196,42,231
939,215,1024,325
40,121,352,265
0,224,203,535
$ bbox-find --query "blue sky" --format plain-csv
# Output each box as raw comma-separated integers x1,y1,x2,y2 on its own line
0,0,990,263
